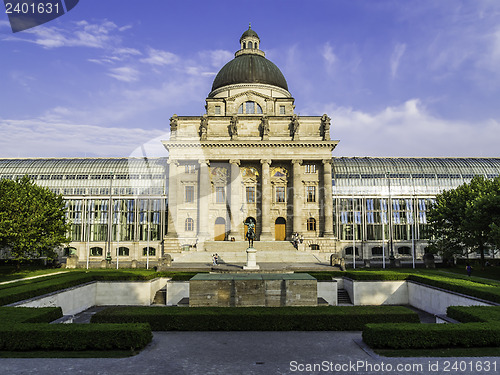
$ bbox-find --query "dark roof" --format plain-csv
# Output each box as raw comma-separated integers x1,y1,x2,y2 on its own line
240,27,259,41
211,54,289,93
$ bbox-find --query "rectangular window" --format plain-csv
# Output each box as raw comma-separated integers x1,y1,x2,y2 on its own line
306,186,316,202
246,186,255,203
276,186,286,203
185,164,196,174
215,105,221,115
305,164,316,173
215,186,225,203
185,185,195,203
279,105,285,115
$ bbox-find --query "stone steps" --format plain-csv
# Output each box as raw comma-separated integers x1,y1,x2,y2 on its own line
337,289,352,305
204,241,297,252
173,250,321,264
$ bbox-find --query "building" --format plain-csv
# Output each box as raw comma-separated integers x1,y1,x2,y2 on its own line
1,27,499,266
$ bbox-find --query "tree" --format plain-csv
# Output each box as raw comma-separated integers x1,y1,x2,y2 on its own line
427,176,500,267
0,176,70,268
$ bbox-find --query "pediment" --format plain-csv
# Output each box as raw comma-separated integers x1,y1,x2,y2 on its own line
227,90,273,102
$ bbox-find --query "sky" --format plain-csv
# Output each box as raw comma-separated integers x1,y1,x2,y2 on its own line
1,0,499,159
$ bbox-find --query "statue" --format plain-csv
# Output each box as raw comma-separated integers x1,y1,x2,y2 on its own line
244,220,256,247
200,114,208,140
229,115,238,139
321,114,331,140
291,114,299,139
261,115,269,138
169,114,178,132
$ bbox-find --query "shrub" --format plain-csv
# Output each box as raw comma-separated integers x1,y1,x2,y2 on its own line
447,306,500,323
91,306,419,331
363,322,500,349
0,323,152,351
0,307,63,324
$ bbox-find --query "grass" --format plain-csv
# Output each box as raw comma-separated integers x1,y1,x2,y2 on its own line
0,268,67,283
374,347,500,357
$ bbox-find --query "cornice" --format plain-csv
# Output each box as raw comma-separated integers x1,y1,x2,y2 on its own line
162,140,339,149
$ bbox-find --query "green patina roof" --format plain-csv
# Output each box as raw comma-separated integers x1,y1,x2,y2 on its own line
211,54,289,92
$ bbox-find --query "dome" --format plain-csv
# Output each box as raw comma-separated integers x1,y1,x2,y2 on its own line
240,27,259,41
211,54,288,92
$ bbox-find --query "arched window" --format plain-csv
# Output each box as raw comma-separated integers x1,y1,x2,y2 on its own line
90,247,103,256
185,218,194,231
398,246,411,255
64,247,77,256
248,41,253,48
118,247,129,256
143,247,156,256
345,247,359,256
238,101,263,114
307,218,316,231
371,247,383,256
242,42,246,49
310,244,320,250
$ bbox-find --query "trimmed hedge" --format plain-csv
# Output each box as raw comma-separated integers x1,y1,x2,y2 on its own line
0,271,208,305
0,323,152,351
408,274,500,303
91,306,419,331
363,322,500,349
0,307,63,324
447,306,500,323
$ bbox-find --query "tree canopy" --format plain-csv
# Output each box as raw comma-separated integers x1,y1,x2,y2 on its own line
0,176,70,265
428,176,500,266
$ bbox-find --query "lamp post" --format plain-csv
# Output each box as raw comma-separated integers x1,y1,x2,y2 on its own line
105,172,113,266
387,172,395,266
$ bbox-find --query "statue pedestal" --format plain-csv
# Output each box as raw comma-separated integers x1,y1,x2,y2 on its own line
243,247,260,270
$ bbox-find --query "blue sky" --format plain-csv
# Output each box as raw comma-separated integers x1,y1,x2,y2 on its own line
1,0,499,158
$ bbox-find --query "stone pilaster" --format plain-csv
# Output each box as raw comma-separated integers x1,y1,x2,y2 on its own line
166,159,178,237
198,159,210,240
229,159,242,240
292,159,303,234
260,159,272,240
323,159,334,236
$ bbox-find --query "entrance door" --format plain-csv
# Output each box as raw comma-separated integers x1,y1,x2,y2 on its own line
214,217,226,241
243,217,256,239
275,217,286,241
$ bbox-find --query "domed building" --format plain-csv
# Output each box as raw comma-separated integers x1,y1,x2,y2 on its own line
162,26,339,258
1,27,499,267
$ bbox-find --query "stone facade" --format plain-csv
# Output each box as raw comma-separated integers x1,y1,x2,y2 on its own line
163,27,338,254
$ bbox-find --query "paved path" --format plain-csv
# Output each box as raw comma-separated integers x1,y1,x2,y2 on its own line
0,331,498,375
0,271,68,286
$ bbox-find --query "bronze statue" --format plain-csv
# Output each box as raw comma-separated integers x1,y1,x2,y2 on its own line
244,220,256,247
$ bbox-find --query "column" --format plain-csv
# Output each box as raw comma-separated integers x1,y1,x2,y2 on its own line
260,159,272,240
166,159,178,237
229,160,242,240
323,159,334,236
292,160,303,234
198,159,210,240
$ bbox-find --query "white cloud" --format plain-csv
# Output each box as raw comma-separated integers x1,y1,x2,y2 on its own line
0,118,167,158
390,43,406,78
140,48,178,66
319,99,500,157
322,42,337,72
201,49,233,69
107,66,140,82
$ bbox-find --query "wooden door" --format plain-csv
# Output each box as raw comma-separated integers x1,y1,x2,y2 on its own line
275,217,286,241
214,224,225,241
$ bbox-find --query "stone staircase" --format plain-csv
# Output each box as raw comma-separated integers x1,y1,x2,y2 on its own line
172,241,323,264
337,289,352,305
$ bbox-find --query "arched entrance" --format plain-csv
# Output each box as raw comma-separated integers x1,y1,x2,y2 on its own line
244,217,256,239
214,217,226,241
275,217,286,241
